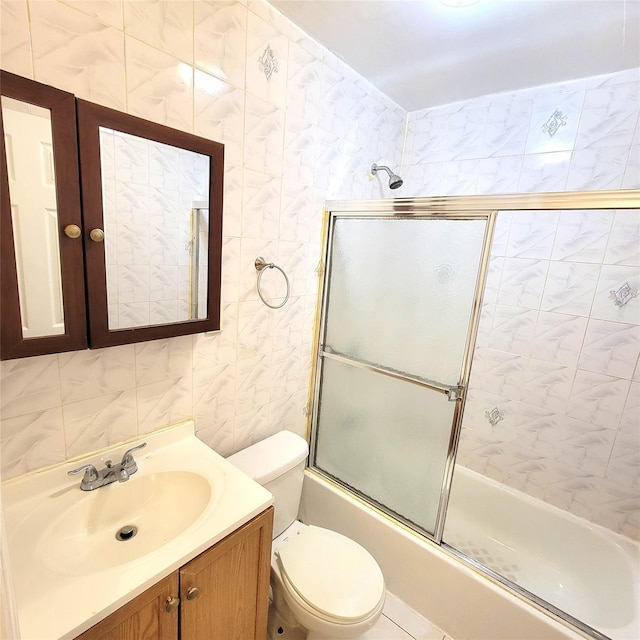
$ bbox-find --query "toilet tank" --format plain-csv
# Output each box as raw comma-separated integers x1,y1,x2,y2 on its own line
227,431,309,538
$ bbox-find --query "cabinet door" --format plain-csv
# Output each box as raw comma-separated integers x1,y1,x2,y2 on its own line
180,507,274,640
1,70,87,359
75,573,179,640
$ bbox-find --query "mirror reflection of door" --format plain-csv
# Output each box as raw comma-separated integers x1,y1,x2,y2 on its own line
1,97,64,338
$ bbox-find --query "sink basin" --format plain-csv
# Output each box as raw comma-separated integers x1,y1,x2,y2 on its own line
3,420,273,640
39,471,212,575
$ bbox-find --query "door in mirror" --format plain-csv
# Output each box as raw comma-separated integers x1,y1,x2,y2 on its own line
1,71,87,359
77,100,224,348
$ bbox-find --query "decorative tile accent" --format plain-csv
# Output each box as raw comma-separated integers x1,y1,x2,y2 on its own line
541,109,568,137
485,406,505,427
609,281,639,307
258,43,278,81
592,265,640,323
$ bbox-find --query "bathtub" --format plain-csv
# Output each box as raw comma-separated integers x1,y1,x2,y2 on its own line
444,466,640,640
299,467,640,640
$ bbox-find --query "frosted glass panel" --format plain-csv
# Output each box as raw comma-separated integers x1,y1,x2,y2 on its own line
315,357,456,535
324,218,486,385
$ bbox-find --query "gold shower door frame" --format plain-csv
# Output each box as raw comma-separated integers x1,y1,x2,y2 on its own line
307,188,639,540
307,188,639,640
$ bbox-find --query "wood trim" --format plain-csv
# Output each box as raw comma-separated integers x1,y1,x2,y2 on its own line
76,99,224,349
0,71,87,360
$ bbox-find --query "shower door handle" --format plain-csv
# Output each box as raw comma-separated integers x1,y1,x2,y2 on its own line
445,385,464,402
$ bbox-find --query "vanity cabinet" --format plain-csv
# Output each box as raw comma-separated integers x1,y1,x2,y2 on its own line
75,508,273,640
74,573,178,640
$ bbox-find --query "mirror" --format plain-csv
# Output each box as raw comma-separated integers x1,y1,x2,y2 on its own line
1,71,87,359
77,99,223,348
1,71,224,360
98,128,211,330
2,97,64,337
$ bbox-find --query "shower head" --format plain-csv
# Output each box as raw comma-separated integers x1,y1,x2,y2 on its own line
371,163,403,189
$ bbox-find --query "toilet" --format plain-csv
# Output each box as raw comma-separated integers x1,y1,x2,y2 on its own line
228,431,386,640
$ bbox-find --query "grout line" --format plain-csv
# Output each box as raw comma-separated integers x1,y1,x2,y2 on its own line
381,613,418,640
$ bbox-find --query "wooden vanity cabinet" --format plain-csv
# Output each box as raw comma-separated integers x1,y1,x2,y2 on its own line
76,508,273,640
74,574,178,640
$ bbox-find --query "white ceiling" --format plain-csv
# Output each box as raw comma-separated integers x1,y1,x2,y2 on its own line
270,0,640,111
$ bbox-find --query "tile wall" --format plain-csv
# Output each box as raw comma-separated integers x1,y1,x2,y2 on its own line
402,68,639,196
0,0,405,478
402,69,640,540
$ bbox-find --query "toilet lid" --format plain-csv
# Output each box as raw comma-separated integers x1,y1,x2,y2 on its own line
276,525,385,623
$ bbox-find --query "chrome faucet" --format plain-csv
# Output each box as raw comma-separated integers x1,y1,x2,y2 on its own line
68,442,147,491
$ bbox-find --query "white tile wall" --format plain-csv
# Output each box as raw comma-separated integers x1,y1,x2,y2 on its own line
0,0,405,476
404,69,639,541
403,69,639,198
458,208,640,541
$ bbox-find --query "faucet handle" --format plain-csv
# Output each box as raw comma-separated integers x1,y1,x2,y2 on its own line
121,442,147,469
68,464,100,486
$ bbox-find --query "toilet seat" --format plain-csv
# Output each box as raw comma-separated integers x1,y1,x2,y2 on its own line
275,525,385,624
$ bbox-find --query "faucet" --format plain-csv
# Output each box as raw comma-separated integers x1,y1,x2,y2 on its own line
68,442,147,491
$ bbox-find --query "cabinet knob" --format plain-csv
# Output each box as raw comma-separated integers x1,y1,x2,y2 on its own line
165,596,180,613
89,228,105,242
186,587,200,601
64,224,82,239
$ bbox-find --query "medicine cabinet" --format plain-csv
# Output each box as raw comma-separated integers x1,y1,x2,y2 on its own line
0,71,224,360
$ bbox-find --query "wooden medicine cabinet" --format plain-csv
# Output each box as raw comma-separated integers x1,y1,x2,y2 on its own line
0,71,224,359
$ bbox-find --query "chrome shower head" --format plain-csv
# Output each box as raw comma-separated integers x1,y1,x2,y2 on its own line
371,163,403,189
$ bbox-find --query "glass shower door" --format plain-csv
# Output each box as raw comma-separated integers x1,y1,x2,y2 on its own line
312,215,489,538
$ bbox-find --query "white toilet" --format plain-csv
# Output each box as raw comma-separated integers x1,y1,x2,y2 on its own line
228,431,386,640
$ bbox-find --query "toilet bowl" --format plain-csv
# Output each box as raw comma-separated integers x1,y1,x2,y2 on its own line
227,431,386,640
272,521,385,639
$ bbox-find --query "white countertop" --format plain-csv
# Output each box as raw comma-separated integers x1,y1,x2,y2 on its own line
2,420,273,640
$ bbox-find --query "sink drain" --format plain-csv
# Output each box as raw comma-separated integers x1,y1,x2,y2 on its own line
115,525,138,541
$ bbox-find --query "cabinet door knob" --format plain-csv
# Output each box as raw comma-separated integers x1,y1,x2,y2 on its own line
165,596,180,613
186,587,200,601
64,224,82,239
89,228,105,242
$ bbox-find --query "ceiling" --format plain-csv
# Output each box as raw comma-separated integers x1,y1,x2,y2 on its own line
270,0,640,111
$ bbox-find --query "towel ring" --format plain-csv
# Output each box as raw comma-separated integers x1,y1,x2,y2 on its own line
255,256,290,309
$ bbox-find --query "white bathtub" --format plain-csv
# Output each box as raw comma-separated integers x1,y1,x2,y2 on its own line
444,466,640,640
299,467,640,640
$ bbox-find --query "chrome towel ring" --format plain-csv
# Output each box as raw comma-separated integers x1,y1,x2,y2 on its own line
255,256,290,309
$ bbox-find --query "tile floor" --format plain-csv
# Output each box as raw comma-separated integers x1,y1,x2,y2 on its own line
368,592,453,640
